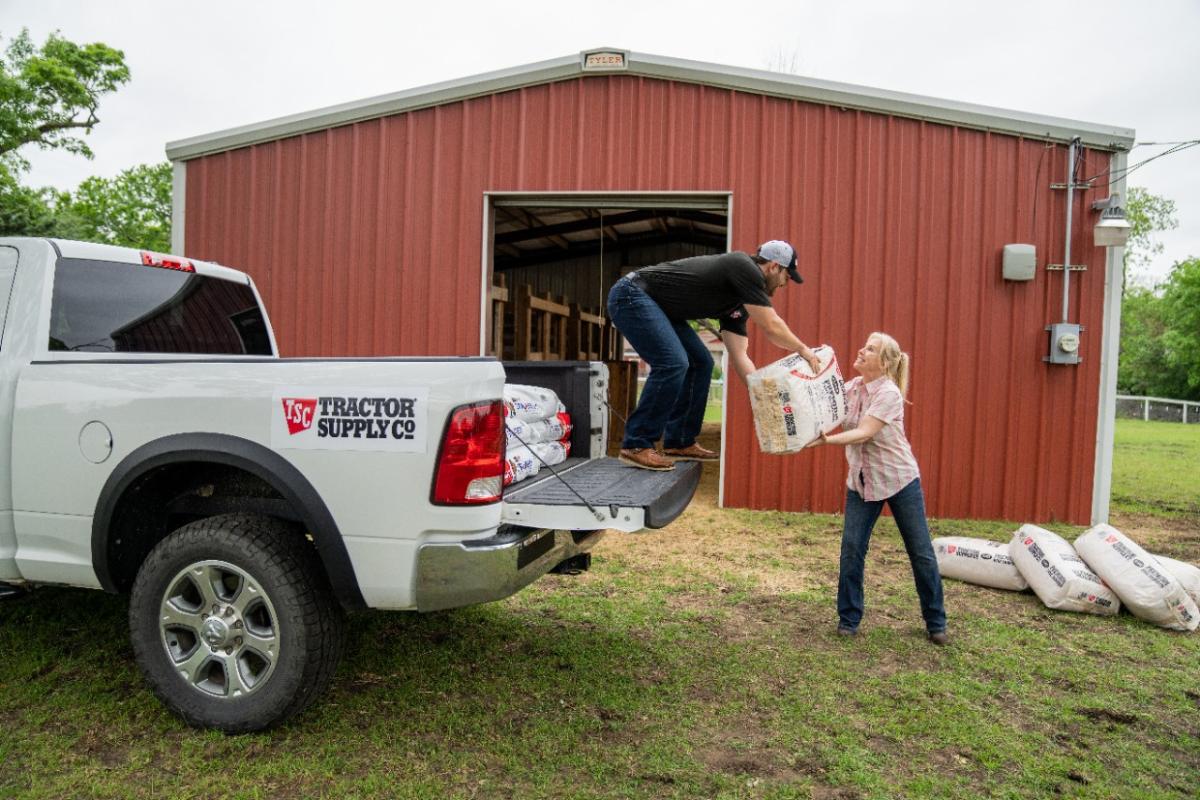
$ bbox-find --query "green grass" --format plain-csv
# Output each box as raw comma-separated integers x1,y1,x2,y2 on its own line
1111,418,1200,519
0,420,1196,799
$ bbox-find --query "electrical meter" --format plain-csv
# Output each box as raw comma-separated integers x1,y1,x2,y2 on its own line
1045,322,1083,365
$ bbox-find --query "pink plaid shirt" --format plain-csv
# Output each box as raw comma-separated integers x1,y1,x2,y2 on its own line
843,376,920,501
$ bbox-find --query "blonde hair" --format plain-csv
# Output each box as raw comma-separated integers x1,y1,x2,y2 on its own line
869,332,910,398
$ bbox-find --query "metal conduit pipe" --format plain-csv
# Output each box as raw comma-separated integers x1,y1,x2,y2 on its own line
1062,136,1079,323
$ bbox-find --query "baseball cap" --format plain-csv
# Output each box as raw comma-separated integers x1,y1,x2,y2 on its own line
757,240,803,284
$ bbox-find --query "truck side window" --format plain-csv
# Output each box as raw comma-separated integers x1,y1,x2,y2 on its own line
0,246,16,351
48,258,272,355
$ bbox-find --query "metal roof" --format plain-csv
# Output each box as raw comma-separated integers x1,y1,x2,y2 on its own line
166,48,1135,162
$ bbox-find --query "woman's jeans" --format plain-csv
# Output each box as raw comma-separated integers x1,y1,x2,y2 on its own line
837,478,946,633
607,276,713,450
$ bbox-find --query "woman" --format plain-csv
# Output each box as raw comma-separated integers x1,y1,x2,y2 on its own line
807,332,948,645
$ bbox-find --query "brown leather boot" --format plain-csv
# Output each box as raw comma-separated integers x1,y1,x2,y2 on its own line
662,443,719,461
618,448,675,471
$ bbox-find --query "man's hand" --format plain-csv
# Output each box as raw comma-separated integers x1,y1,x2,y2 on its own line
745,305,818,368
801,348,821,374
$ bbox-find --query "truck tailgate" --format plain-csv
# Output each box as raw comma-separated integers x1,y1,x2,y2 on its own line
501,457,700,532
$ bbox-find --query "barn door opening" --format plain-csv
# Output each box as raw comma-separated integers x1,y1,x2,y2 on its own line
482,193,730,455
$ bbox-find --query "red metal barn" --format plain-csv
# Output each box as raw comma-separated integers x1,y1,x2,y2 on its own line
167,49,1134,525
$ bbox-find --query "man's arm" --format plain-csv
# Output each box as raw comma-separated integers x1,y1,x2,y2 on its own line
721,331,756,382
744,305,820,372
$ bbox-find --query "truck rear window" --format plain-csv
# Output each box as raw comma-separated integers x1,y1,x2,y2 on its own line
49,258,272,355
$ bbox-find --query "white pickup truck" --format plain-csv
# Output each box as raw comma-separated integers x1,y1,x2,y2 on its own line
0,238,700,732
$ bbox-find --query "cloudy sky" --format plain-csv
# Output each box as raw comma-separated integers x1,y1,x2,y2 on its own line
8,0,1199,283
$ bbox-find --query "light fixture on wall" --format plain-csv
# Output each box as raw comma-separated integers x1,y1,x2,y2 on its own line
1092,194,1132,248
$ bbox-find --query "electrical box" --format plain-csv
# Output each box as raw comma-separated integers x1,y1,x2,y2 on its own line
1045,322,1083,365
1002,244,1037,281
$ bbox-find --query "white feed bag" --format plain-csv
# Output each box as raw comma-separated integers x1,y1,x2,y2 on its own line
933,537,1028,591
747,345,847,454
503,384,566,423
502,440,571,487
505,412,572,448
1009,525,1120,616
1074,525,1199,632
1154,554,1200,608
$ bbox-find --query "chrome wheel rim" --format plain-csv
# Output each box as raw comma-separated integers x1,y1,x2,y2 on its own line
158,560,280,698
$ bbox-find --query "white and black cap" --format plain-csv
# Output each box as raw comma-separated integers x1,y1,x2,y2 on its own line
757,240,803,284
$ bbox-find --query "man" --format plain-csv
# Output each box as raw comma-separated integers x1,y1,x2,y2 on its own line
606,240,821,471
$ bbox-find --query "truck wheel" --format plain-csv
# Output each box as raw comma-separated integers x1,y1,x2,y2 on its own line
129,513,344,732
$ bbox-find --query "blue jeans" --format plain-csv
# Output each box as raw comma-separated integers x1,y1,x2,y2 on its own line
607,276,713,450
837,478,946,634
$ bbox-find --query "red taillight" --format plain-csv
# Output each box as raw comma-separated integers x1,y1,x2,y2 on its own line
141,251,195,272
431,400,505,505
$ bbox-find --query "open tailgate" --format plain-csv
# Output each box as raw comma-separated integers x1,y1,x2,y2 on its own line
501,457,701,532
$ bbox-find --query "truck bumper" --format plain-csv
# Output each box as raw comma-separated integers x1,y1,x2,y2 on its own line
413,526,604,612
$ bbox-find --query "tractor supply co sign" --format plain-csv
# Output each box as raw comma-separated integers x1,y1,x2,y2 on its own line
271,388,429,452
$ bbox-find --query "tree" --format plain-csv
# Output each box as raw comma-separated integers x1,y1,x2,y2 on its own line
55,162,172,251
0,162,57,236
1122,186,1178,292
1118,257,1200,402
0,28,131,238
1159,257,1200,400
0,28,130,167
1117,285,1170,397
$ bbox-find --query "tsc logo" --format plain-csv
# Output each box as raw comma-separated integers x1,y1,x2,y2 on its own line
1106,534,1118,543
282,398,317,435
1024,537,1033,546
947,545,957,554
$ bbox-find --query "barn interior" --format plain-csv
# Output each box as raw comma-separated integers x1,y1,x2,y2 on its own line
487,201,728,450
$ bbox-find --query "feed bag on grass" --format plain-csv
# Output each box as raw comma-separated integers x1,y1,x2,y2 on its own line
1153,555,1200,607
933,537,1028,591
747,345,847,454
1074,525,1199,632
1009,525,1120,615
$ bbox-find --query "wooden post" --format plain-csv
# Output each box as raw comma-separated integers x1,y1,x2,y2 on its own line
513,284,533,359
605,359,639,455
489,274,509,358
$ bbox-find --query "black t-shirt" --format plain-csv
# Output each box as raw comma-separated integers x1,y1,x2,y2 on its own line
635,252,771,336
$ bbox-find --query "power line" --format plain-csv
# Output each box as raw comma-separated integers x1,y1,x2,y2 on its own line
1080,140,1200,186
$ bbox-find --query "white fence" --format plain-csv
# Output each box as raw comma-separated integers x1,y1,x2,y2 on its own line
1115,394,1200,424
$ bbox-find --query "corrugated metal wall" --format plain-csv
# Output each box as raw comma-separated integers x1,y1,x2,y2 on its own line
183,75,1110,523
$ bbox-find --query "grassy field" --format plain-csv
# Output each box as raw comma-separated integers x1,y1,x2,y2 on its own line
0,419,1197,799
1109,419,1200,519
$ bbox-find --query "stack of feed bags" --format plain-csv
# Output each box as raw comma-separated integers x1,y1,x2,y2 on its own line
933,537,1028,591
502,384,572,487
1074,524,1199,632
746,345,847,453
1008,525,1120,616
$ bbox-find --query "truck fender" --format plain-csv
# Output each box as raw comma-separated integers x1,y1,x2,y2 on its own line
91,433,366,609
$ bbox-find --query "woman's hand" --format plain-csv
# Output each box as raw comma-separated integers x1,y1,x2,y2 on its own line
804,431,827,448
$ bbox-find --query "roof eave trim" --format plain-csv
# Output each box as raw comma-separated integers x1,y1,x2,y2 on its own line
166,48,1135,162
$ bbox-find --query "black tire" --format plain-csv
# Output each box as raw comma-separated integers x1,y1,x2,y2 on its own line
129,513,344,732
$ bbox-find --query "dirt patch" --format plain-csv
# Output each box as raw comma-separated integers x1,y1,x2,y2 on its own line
1078,707,1138,726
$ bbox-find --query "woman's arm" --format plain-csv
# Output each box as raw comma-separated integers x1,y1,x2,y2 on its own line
811,415,886,447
